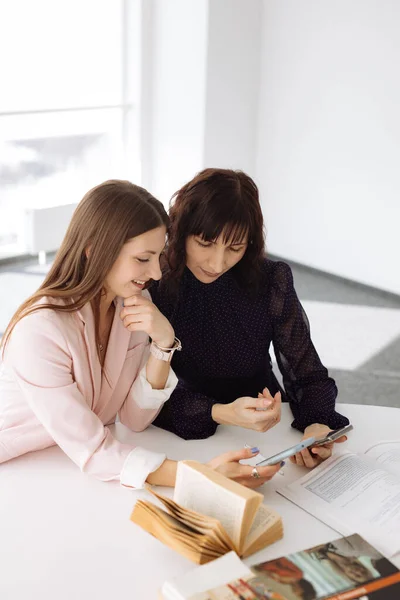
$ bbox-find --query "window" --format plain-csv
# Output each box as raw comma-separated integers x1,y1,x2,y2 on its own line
0,0,140,258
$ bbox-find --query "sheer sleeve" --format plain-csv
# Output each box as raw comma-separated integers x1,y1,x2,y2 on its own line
153,380,218,440
150,282,218,440
271,262,349,431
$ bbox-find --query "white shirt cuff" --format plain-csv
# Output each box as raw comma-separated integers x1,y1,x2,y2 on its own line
130,365,178,409
120,446,166,489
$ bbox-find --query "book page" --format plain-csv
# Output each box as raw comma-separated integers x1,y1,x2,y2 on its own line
147,488,233,552
244,503,280,550
278,451,400,557
131,501,221,564
174,462,247,551
364,440,400,477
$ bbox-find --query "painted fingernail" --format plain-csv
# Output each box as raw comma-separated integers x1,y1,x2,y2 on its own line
251,447,259,453
280,461,286,467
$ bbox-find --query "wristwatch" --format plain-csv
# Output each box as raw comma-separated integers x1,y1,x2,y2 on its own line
149,337,182,362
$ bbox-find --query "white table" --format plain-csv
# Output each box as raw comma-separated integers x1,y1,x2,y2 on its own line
1,403,399,599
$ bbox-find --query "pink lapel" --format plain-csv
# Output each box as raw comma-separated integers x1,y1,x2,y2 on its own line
76,302,102,408
98,297,131,412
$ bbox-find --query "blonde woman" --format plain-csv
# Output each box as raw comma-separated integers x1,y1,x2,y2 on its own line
0,180,279,489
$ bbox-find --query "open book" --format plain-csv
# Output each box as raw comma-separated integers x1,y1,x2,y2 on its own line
130,460,283,564
161,534,400,600
278,440,400,557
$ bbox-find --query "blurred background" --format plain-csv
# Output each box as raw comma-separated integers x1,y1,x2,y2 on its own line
0,0,399,407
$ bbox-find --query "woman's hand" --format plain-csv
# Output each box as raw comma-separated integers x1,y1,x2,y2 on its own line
207,447,281,489
147,448,281,488
120,294,175,348
212,388,281,432
289,423,348,468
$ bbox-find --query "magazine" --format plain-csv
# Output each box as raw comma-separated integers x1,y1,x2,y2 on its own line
161,534,400,600
277,441,400,557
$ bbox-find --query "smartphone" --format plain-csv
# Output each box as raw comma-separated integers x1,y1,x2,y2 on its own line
312,424,353,446
255,437,316,467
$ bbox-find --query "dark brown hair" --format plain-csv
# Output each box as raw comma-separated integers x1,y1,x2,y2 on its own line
1,179,168,358
162,168,265,293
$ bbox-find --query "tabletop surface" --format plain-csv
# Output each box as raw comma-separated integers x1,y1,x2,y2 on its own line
0,403,399,600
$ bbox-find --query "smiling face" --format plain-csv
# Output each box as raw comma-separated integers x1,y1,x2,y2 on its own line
185,230,248,283
104,225,166,299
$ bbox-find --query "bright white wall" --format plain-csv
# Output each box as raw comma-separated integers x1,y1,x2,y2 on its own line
256,0,400,294
143,0,262,202
203,0,262,175
145,0,209,202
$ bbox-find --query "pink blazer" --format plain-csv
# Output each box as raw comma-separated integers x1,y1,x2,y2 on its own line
0,293,177,487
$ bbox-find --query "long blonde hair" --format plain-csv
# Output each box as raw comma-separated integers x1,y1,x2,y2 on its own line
1,179,168,357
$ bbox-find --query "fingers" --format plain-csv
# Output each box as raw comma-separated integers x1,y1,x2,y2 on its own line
262,388,282,403
121,314,146,331
120,303,156,331
123,294,152,307
292,451,306,467
207,448,260,473
258,388,281,408
292,443,332,468
290,430,347,469
260,387,277,400
292,448,312,468
252,463,281,480
245,388,281,409
120,305,152,321
120,295,154,321
310,445,332,461
261,389,282,418
250,393,281,430
209,448,284,488
259,387,273,401
271,391,282,419
215,447,260,465
244,396,272,410
292,447,316,468
274,391,282,402
238,463,281,488
334,435,348,444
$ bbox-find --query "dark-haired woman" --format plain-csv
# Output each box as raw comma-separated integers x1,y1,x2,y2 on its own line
0,179,280,489
151,168,349,468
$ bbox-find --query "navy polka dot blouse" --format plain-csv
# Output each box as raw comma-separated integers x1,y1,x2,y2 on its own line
151,259,349,440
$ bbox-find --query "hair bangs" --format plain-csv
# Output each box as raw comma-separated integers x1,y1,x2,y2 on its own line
221,220,249,245
189,202,251,246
